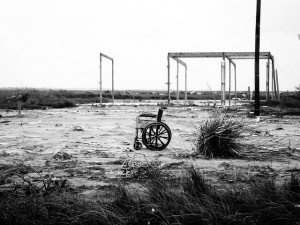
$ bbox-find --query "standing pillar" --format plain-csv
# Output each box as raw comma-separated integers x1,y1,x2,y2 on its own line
167,55,171,104
221,60,226,106
185,66,187,105
248,86,251,101
176,61,179,104
276,69,280,100
271,57,277,99
17,101,21,115
229,62,232,106
112,60,114,104
100,54,102,105
234,65,237,105
271,60,274,99
266,61,270,100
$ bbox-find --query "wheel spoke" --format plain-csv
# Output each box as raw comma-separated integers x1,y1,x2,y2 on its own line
151,138,156,144
159,136,168,140
158,126,164,134
158,130,168,135
157,137,165,145
147,128,155,137
148,136,155,143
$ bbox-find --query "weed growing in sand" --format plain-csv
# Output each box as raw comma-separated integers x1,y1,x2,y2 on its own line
120,153,164,179
0,163,125,225
114,166,300,224
195,112,246,158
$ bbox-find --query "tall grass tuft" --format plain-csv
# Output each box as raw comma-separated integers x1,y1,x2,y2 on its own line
182,165,212,198
196,113,245,158
0,189,126,225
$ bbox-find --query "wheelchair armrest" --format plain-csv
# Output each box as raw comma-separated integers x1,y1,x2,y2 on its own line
138,113,157,118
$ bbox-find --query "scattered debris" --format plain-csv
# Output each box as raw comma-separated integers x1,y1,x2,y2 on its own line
247,112,255,118
73,125,84,131
0,150,9,157
53,151,72,160
0,120,11,124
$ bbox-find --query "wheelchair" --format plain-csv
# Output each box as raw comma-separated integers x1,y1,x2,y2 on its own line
133,108,171,151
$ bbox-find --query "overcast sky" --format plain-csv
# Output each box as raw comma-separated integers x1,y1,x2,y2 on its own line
1,0,299,91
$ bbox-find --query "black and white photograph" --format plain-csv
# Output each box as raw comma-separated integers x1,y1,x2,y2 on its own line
1,0,300,224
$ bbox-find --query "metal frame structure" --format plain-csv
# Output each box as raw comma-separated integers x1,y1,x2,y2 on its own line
100,53,114,105
167,52,279,105
168,57,187,104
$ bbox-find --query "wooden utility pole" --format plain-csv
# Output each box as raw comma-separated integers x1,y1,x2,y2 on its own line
254,0,261,116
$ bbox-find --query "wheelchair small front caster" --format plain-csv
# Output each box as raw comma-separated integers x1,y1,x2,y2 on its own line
133,141,142,150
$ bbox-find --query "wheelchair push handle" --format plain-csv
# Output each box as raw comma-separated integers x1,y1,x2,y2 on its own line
157,108,163,122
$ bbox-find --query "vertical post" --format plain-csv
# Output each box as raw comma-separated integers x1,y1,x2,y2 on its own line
167,55,171,104
112,59,114,104
254,0,261,116
271,56,276,99
100,54,102,105
229,62,231,106
99,53,114,105
221,60,226,106
271,60,274,99
234,64,237,105
185,66,187,105
276,69,280,100
17,101,21,115
176,61,179,104
224,59,226,105
266,60,270,100
248,86,251,101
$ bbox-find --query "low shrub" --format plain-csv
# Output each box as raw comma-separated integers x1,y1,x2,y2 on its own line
195,113,245,158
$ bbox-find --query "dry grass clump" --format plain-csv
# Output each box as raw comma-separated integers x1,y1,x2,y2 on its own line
121,166,300,225
196,113,246,158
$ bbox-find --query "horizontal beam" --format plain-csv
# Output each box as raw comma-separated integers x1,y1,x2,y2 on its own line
226,52,271,59
169,52,224,58
227,55,270,60
168,52,272,60
100,53,113,61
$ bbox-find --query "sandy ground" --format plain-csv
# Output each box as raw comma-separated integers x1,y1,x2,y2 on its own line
1,105,300,198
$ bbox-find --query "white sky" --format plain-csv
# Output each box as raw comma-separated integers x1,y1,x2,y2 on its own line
0,0,300,91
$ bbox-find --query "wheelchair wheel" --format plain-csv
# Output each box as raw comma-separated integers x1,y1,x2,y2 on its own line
142,122,171,150
133,141,142,150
